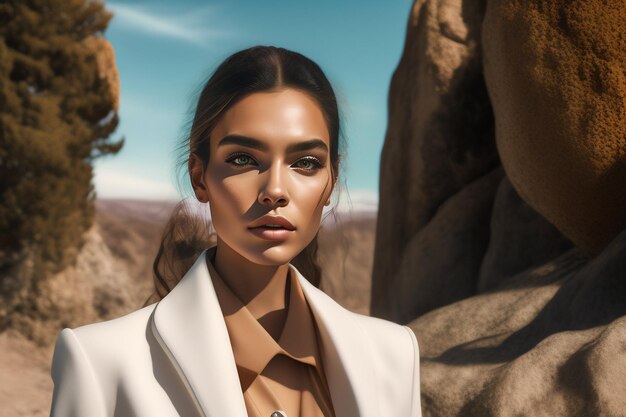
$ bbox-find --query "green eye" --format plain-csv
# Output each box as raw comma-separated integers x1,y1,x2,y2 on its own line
226,153,255,167
234,156,250,165
294,157,323,170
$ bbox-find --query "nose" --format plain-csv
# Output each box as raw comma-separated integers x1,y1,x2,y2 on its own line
258,162,289,207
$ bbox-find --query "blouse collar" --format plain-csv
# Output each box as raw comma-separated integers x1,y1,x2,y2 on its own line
150,247,379,417
205,245,324,391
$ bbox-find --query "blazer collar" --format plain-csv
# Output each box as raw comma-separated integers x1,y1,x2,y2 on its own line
151,248,378,417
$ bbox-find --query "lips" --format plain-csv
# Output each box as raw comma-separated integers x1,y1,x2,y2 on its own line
247,215,296,231
247,215,296,241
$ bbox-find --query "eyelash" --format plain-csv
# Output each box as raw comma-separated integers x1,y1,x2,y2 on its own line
225,152,324,170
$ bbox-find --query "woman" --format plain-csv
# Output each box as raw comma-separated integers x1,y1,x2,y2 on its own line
49,46,422,417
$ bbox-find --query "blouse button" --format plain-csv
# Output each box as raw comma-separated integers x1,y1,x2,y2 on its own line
270,411,287,417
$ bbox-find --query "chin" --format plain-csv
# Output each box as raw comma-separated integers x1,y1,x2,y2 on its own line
243,242,304,266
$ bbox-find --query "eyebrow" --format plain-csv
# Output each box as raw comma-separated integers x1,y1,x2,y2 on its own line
217,134,329,153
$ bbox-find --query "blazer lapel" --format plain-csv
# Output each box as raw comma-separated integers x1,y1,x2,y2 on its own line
292,263,379,417
151,248,378,417
151,250,247,417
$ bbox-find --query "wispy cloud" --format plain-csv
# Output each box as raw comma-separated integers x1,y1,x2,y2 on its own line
94,166,180,201
107,2,228,46
324,188,379,216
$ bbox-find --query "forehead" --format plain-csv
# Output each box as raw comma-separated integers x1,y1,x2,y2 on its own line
211,89,330,146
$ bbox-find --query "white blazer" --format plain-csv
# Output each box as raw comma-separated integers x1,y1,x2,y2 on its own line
49,248,422,417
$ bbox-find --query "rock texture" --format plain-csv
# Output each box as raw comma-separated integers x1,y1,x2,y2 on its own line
483,0,626,255
371,0,500,320
477,175,575,292
7,225,134,346
412,228,626,416
373,0,626,415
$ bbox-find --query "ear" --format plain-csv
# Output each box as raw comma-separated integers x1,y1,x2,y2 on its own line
189,153,209,203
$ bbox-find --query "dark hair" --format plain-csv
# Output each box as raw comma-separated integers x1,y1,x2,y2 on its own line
144,45,346,305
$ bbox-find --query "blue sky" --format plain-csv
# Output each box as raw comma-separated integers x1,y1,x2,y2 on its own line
94,0,412,211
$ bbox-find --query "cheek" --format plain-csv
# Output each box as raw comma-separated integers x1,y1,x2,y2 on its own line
205,171,258,217
291,174,330,217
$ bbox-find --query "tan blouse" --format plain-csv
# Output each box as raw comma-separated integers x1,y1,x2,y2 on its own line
206,247,336,417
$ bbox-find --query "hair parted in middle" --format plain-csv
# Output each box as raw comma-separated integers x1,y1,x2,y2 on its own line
145,45,348,306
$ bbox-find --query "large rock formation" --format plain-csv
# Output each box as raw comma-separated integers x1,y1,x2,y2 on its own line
373,0,626,415
415,228,626,416
482,0,626,255
371,0,501,321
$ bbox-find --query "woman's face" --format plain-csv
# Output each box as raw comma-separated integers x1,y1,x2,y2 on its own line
191,88,335,266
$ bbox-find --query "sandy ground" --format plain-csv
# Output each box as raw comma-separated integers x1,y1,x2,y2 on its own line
0,329,54,417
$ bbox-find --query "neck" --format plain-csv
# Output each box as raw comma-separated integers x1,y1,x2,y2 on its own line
211,239,290,324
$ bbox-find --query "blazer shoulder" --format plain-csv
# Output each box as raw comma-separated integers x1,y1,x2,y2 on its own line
349,311,416,370
50,302,162,415
50,328,109,417
314,289,416,354
72,301,157,338
68,302,158,361
351,312,421,415
352,311,415,347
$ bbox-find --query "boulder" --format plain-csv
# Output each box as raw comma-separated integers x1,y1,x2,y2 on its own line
374,0,626,414
483,0,626,254
411,227,626,416
372,0,499,320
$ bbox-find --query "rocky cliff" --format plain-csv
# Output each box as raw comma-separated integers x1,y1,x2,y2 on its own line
372,0,626,415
